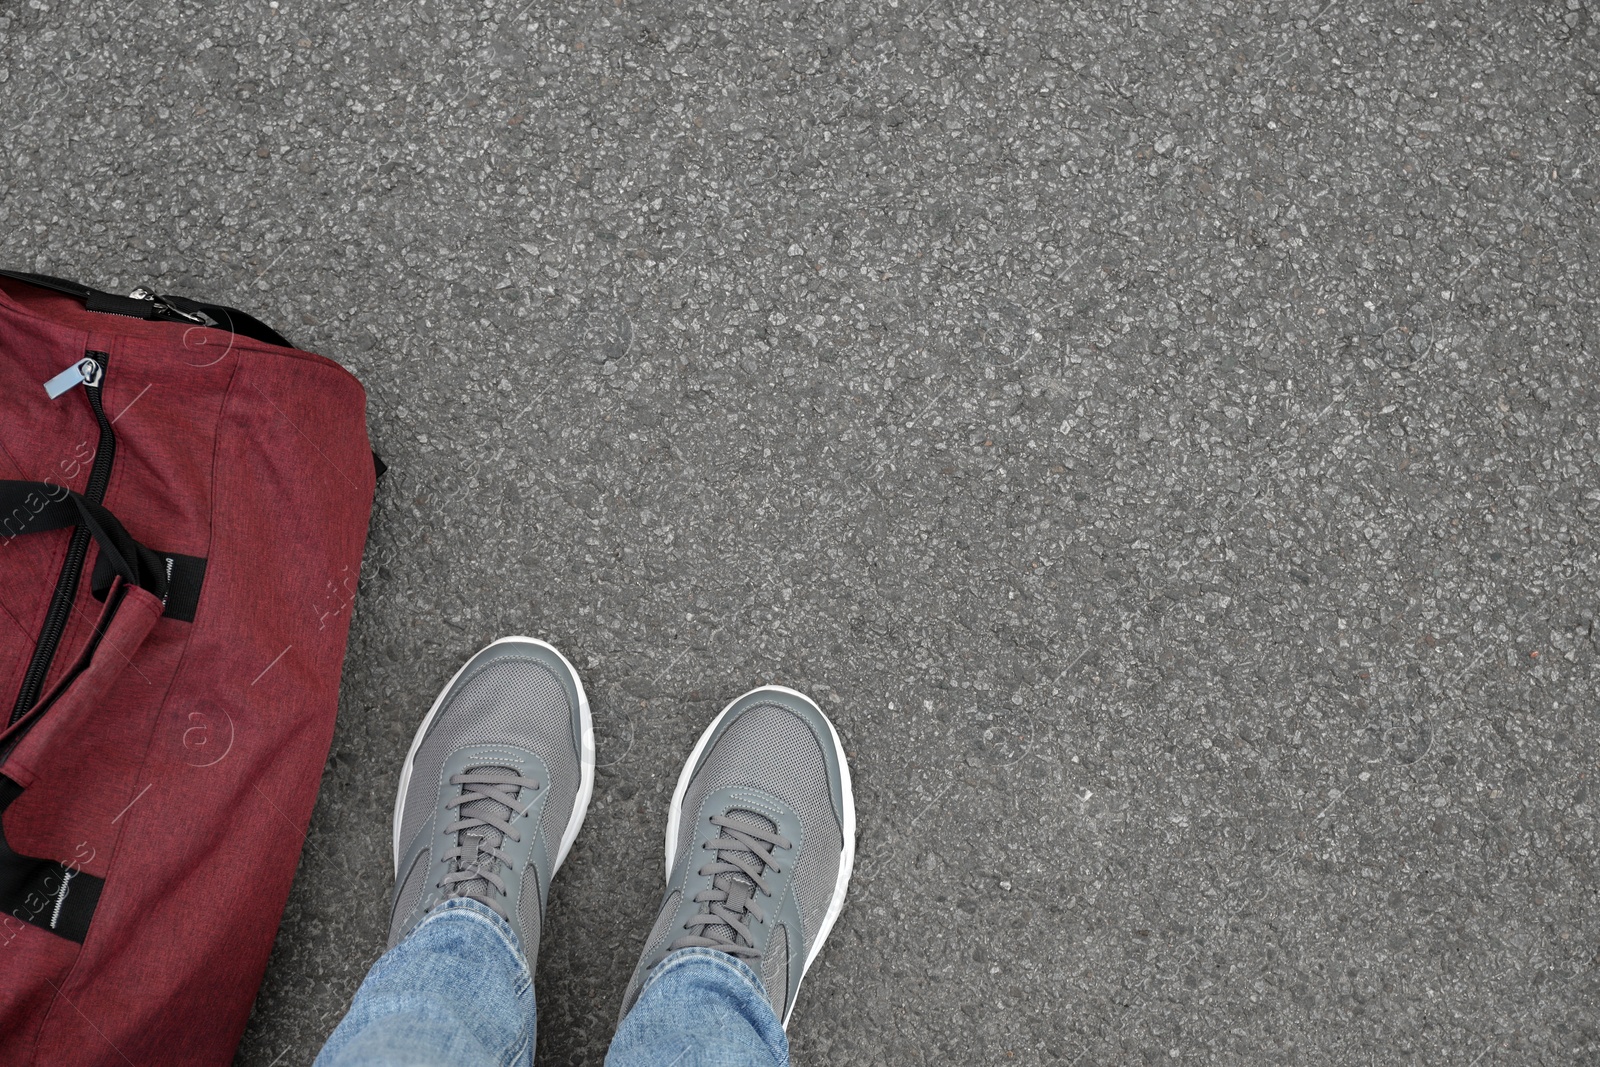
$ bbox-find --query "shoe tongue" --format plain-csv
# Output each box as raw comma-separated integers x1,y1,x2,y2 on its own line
451,764,519,894
703,808,777,947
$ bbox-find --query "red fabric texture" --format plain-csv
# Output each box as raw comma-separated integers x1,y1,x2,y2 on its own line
0,277,376,1066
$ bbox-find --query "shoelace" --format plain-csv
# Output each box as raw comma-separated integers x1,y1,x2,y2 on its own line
670,813,793,961
437,769,540,923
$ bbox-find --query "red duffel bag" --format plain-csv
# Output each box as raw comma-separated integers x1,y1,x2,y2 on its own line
0,270,377,1065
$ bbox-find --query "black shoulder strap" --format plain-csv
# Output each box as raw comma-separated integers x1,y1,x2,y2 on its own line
0,269,293,348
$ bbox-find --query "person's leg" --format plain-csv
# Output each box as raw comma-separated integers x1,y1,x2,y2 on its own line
313,898,535,1067
606,947,786,1067
609,686,856,1067
316,637,595,1067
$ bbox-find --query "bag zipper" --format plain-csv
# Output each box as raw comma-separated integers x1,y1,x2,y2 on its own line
9,351,117,724
126,286,212,326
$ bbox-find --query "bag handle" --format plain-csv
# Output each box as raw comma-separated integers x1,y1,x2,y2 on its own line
0,268,293,348
0,482,170,604
0,580,164,945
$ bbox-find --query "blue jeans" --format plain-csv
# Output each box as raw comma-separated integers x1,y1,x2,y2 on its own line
314,898,789,1067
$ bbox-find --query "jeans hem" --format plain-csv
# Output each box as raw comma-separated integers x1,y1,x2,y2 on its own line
635,946,771,1008
410,897,529,982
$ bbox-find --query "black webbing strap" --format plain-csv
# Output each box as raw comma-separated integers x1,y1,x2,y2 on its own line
0,776,103,944
0,482,170,605
91,551,206,623
0,269,293,348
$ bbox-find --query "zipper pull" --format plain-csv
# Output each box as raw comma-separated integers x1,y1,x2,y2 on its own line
130,286,209,326
43,354,104,399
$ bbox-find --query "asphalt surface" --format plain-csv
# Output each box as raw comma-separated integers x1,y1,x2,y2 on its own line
4,1,1598,1064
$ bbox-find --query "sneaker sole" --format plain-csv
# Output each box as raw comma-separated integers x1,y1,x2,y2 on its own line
662,684,856,1028
391,636,596,878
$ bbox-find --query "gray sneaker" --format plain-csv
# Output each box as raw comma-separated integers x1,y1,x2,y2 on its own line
619,685,856,1027
388,636,594,967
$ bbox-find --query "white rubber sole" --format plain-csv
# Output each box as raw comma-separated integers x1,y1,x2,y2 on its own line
391,636,596,877
662,684,856,1028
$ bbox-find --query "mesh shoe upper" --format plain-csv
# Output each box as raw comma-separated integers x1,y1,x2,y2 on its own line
620,687,854,1027
388,639,591,966
673,704,845,949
